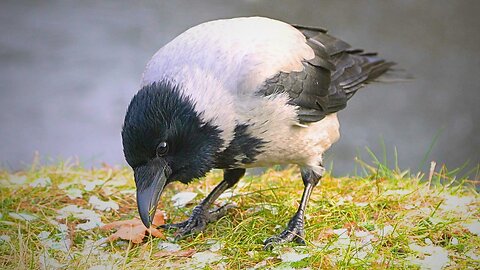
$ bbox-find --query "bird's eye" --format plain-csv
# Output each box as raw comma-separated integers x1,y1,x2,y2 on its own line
156,141,169,156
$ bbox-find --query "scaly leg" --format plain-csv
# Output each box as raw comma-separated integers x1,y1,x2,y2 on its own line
161,168,245,239
264,166,323,249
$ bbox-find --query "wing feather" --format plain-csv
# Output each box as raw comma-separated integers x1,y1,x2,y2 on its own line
258,25,394,123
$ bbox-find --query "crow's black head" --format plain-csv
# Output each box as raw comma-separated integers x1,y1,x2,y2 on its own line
122,82,223,226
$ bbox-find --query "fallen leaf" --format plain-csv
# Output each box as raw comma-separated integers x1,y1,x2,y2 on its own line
154,249,196,258
101,211,165,243
344,221,358,232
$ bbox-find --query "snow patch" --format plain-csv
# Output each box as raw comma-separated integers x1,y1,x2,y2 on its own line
461,220,480,236
81,179,104,191
157,242,181,252
89,196,119,211
9,212,38,221
30,177,52,188
39,251,64,269
57,205,104,230
280,251,310,262
408,243,450,269
65,188,83,199
171,192,197,208
0,235,11,242
185,251,224,268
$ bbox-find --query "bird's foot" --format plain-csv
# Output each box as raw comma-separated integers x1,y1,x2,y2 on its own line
264,213,305,250
161,203,234,240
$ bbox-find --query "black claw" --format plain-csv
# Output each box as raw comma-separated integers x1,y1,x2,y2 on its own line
263,214,306,249
208,203,236,222
161,203,236,239
160,221,188,230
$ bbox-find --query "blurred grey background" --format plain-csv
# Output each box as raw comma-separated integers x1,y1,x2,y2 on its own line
1,0,479,178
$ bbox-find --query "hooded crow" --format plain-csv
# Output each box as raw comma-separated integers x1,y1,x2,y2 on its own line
122,17,394,248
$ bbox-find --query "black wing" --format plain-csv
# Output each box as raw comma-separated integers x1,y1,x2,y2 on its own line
259,24,395,123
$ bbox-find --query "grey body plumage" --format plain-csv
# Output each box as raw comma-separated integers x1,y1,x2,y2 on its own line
121,17,394,248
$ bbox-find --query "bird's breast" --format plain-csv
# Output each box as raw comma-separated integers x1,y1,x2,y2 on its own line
236,95,340,168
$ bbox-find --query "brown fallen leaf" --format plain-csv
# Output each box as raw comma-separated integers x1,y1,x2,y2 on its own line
101,211,165,243
154,249,196,258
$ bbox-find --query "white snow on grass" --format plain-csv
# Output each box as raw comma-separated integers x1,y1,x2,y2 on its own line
9,212,38,221
354,202,369,207
466,250,479,260
8,175,27,185
449,237,459,245
65,188,83,199
157,242,181,252
331,228,351,250
171,192,197,208
29,177,52,188
39,251,64,270
0,235,11,242
88,196,119,211
408,243,450,269
209,241,224,252
383,189,411,196
279,250,310,263
81,179,104,191
438,194,476,214
37,230,71,253
185,251,224,269
57,205,103,230
461,220,480,236
217,190,236,200
87,264,116,270
247,203,279,215
376,225,394,237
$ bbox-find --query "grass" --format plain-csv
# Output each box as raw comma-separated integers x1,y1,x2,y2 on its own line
0,157,478,269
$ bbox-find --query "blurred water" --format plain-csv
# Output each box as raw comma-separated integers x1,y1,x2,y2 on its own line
1,0,479,178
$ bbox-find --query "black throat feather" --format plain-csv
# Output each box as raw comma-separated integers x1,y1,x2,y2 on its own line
122,81,266,183
122,82,223,183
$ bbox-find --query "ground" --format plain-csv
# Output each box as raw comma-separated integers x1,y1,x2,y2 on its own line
0,159,478,269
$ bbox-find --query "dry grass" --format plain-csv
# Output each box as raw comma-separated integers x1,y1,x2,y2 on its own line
0,160,478,269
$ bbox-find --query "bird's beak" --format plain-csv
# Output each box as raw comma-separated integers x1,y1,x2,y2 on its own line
134,158,170,228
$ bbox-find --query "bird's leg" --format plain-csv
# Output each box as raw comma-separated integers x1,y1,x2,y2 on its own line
161,168,245,239
264,166,323,249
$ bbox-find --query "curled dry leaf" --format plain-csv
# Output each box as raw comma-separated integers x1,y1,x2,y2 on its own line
154,249,196,258
101,211,165,244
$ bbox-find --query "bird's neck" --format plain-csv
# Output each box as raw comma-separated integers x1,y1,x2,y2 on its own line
213,123,266,169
